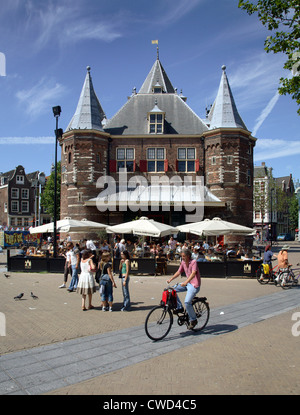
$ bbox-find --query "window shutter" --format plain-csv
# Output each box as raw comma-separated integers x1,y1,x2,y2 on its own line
140,160,147,172
195,159,200,172
109,160,117,173
133,160,136,172
164,159,168,172
176,160,178,171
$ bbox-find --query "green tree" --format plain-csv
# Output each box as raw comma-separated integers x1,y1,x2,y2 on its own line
238,0,300,114
40,162,61,219
289,193,299,230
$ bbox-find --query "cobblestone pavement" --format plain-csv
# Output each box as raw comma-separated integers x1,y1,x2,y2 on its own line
0,242,299,395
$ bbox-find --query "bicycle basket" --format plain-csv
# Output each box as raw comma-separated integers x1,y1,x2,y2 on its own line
160,288,177,309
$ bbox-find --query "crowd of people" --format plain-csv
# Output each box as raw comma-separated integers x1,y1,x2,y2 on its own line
51,234,261,313
57,237,131,313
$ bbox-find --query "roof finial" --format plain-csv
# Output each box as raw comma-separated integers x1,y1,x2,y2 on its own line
87,66,91,72
222,65,226,72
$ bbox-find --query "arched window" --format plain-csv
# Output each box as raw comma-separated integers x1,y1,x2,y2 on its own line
68,152,72,164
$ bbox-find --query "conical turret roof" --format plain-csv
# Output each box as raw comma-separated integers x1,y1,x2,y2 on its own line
66,66,106,131
138,58,176,94
208,65,247,130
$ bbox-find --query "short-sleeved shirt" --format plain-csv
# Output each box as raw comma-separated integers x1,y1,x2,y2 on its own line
70,247,80,266
263,250,273,265
102,261,112,275
178,259,201,288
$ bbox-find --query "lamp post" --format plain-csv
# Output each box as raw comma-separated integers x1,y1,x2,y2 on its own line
270,188,274,246
52,106,62,258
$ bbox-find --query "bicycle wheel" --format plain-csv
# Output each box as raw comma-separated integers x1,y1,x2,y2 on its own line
281,270,296,289
256,265,269,284
145,306,173,341
192,298,210,330
289,270,298,286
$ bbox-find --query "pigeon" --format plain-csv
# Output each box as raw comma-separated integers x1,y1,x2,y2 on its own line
4,273,10,278
31,292,38,300
14,293,24,300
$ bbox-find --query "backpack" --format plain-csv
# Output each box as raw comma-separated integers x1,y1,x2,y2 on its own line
161,288,177,309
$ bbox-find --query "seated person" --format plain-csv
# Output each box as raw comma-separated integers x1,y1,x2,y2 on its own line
156,248,167,260
16,245,27,256
196,250,207,262
205,248,214,261
191,247,199,260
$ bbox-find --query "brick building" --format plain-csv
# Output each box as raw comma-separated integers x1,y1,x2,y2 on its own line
60,55,256,240
0,165,50,229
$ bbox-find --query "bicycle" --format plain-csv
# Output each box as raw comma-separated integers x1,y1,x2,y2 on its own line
256,262,279,285
145,285,210,341
276,264,300,289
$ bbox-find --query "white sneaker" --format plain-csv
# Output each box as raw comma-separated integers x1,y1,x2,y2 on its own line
109,307,113,312
102,306,107,311
59,284,66,288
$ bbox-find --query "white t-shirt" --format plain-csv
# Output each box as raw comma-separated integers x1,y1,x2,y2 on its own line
70,247,80,266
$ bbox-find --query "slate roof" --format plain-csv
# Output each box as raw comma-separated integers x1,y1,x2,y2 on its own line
207,66,247,131
104,92,208,135
138,58,176,94
104,57,208,136
66,66,106,132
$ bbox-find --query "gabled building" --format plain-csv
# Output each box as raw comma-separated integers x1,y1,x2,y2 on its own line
60,53,256,241
0,165,50,229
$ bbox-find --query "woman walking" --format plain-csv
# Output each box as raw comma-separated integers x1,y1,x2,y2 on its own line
119,250,131,311
99,252,117,311
76,250,97,310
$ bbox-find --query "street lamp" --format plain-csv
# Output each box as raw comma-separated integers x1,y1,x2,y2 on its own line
270,188,274,246
52,106,62,258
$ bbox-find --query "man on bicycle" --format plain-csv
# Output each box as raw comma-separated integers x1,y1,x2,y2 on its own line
167,249,201,329
275,245,290,286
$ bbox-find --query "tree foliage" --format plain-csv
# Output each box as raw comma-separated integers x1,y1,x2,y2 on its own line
40,162,61,219
238,0,300,114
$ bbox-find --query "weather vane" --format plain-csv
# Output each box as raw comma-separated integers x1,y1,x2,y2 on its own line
152,40,159,60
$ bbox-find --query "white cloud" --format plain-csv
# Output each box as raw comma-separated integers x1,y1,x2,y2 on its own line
0,137,54,145
252,91,280,136
16,77,67,117
160,0,204,25
255,138,300,162
24,1,122,51
229,53,286,111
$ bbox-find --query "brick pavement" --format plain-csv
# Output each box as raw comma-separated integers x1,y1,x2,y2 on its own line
0,242,299,395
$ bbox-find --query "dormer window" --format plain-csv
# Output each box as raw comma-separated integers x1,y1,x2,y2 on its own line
152,80,163,94
148,100,165,134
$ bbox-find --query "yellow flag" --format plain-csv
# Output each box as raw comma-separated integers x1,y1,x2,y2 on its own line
152,40,158,44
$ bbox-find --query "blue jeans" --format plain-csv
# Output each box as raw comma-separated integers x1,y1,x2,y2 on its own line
69,265,79,290
122,276,130,309
101,280,113,302
174,283,200,322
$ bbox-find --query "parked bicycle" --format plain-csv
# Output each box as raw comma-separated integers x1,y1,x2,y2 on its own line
145,285,210,341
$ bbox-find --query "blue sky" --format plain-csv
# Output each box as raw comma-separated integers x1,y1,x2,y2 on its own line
0,0,299,182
